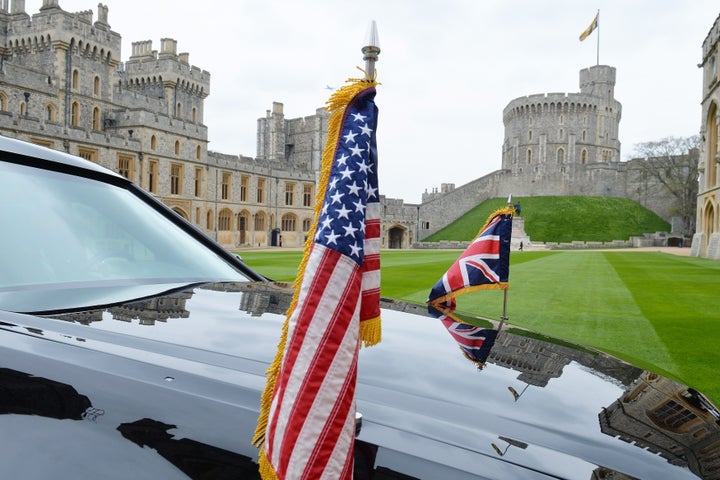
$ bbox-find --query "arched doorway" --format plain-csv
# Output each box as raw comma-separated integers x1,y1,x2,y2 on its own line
388,226,406,249
704,202,715,253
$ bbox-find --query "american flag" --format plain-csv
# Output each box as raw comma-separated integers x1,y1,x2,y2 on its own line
427,207,513,321
256,81,380,480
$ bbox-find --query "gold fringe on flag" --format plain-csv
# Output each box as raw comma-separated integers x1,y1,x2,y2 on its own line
252,77,378,452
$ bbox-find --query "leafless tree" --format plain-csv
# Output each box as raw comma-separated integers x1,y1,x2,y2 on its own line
632,135,700,235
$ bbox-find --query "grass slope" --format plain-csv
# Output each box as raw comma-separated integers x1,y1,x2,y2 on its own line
239,249,720,404
423,196,671,243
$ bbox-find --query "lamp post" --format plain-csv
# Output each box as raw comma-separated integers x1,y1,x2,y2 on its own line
362,21,380,81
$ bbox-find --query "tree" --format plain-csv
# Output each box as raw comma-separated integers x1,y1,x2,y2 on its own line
632,135,700,235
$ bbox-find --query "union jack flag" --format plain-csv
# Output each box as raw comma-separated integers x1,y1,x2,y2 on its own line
440,317,498,368
255,80,381,480
427,206,513,322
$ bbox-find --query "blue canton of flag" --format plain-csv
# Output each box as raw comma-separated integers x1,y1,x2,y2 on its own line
315,94,379,265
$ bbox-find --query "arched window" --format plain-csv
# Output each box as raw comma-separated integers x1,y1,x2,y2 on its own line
45,104,56,122
175,102,181,117
581,149,588,164
20,102,26,115
150,135,157,151
526,149,532,164
196,145,201,160
72,69,80,89
281,213,296,231
302,218,312,232
192,107,197,123
556,148,565,164
0,92,6,111
254,212,265,231
92,106,101,130
218,209,233,231
71,101,80,126
93,76,100,96
707,102,718,188
206,210,214,230
174,140,180,155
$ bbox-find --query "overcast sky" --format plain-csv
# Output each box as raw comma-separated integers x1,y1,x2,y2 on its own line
49,1,719,203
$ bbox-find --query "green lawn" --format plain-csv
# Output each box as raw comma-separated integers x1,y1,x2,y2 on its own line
238,249,720,404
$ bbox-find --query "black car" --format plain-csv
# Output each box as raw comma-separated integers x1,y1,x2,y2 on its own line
1,136,718,479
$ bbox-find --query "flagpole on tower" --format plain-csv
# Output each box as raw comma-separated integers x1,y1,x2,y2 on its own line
596,10,600,65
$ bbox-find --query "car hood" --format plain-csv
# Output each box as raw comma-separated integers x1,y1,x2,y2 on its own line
1,281,717,479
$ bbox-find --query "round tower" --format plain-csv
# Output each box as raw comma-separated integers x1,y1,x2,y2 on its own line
501,65,622,189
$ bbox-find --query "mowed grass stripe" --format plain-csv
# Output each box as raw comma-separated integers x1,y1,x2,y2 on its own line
603,252,720,400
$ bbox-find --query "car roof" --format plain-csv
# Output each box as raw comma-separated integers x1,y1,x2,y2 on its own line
0,135,121,177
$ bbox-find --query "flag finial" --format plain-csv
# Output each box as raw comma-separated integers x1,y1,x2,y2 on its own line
507,194,513,206
362,20,380,81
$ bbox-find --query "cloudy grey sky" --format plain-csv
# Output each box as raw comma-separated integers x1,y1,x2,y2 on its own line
50,1,719,203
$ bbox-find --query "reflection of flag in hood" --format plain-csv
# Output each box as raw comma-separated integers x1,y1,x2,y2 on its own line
440,317,498,368
427,206,514,322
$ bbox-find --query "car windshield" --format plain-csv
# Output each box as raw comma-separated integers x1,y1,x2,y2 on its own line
0,161,250,313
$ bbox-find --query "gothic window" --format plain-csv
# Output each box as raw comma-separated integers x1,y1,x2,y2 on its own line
557,148,565,164
302,218,312,232
45,104,56,122
196,145,201,160
281,213,297,231
174,140,180,155
559,128,564,140
218,209,233,231
237,212,248,232
148,160,159,193
72,69,79,89
528,130,533,141
254,212,266,231
175,102,181,118
559,114,564,125
71,101,80,126
170,163,183,195
582,130,587,142
194,167,202,197
240,176,249,202
92,106,101,130
93,76,100,96
20,102,26,116
192,107,197,123
526,149,532,164
285,183,295,206
117,155,134,180
303,183,313,207
221,172,231,200
206,209,214,230
150,135,157,151
257,178,265,203
707,102,718,188
581,149,588,164
195,207,201,224
648,400,698,432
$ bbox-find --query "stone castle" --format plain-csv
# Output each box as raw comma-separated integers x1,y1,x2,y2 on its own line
0,1,689,251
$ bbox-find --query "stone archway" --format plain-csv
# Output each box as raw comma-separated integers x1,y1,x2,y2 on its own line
388,225,406,249
172,207,189,221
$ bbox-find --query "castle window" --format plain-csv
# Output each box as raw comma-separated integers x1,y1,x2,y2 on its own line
72,69,79,89
150,135,157,151
526,149,532,164
528,130,532,141
93,76,100,96
175,102,181,118
117,155,134,180
221,172,231,200
92,107,101,130
257,178,266,203
0,92,6,111
582,130,587,142
196,145,201,160
192,107,197,123
302,218,312,232
206,210,214,230
281,213,297,231
285,182,295,206
557,148,565,164
581,149,588,164
148,160,159,193
559,114,564,125
648,400,698,432
195,207,201,224
170,163,183,195
240,175,249,202
529,117,533,126
174,140,180,155
194,167,203,197
78,147,98,162
303,184,313,207
45,104,56,122
20,102,26,116
218,209,233,231
559,128,564,140
71,101,80,126
254,212,265,231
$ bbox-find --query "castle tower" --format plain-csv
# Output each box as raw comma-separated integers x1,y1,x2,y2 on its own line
501,65,622,190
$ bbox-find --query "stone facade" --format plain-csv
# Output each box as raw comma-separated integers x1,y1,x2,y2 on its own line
416,65,693,241
693,13,720,259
